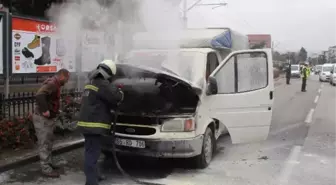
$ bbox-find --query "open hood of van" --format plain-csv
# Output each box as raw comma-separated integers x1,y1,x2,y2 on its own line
116,63,203,95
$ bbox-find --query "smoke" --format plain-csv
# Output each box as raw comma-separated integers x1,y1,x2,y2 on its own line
46,0,184,76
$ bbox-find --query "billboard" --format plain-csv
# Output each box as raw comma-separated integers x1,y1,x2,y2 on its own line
0,15,3,75
247,34,272,49
11,17,76,74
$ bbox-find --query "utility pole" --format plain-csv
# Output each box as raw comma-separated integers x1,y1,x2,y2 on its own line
182,0,227,28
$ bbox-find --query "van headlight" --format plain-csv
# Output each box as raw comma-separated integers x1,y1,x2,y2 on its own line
161,118,195,132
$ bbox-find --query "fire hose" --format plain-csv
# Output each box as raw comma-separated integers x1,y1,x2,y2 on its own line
109,86,165,185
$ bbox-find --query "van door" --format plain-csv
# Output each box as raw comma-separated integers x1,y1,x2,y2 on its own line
204,49,274,144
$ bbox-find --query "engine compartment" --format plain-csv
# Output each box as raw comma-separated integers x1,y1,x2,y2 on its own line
112,64,199,116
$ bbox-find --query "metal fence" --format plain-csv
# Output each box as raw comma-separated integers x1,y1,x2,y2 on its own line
0,89,82,119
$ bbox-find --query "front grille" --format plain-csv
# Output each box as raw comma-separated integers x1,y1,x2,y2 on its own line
115,125,156,136
114,114,163,125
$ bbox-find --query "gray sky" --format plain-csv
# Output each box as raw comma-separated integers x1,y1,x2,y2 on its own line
186,0,336,54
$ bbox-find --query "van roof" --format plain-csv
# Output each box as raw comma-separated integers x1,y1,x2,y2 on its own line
322,63,334,66
131,48,217,54
132,28,249,50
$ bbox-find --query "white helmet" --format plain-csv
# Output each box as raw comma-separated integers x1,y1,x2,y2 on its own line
99,59,117,75
88,59,117,81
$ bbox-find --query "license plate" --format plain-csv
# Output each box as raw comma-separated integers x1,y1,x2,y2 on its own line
115,138,145,148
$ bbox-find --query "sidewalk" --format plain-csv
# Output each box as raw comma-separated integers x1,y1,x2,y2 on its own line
0,132,84,173
279,84,336,185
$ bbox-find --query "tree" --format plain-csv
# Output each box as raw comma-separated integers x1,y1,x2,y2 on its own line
273,51,287,62
288,52,298,64
298,47,308,62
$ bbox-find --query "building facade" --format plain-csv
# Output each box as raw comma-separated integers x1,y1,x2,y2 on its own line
328,46,336,63
247,34,272,49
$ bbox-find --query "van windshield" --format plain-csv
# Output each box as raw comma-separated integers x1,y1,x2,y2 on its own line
120,50,205,87
322,66,333,72
291,66,299,70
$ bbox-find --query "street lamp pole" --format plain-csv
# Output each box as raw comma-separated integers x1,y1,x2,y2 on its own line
183,0,188,28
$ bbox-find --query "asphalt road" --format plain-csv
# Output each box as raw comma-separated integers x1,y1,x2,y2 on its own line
0,75,335,185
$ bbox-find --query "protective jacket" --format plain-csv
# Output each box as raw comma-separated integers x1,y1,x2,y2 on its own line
77,78,123,135
301,66,310,79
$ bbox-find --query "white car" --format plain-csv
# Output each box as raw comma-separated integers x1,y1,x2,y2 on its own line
319,64,334,82
329,64,336,86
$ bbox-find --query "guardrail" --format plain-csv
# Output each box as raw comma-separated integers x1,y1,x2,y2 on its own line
0,89,82,119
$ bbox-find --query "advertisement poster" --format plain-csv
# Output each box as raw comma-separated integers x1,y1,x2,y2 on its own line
81,30,115,72
12,17,76,74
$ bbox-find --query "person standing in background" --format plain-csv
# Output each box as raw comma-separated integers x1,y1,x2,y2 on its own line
33,69,70,178
301,63,309,92
286,64,291,85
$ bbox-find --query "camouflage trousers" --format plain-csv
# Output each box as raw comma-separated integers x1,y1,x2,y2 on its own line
33,114,56,173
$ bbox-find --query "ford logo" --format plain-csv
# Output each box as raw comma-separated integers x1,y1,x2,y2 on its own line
125,128,135,133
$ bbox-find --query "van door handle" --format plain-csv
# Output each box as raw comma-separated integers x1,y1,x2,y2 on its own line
269,91,273,100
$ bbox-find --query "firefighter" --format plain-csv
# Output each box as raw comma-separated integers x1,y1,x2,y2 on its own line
33,68,70,177
77,60,124,185
286,64,291,85
301,62,309,92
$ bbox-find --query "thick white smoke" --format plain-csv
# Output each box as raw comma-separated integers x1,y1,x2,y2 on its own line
47,0,184,74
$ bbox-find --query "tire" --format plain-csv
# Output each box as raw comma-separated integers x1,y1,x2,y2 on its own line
193,127,215,169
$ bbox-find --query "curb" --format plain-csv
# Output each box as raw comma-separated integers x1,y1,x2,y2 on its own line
0,138,84,173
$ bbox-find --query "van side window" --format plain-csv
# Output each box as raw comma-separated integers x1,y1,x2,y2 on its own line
214,57,235,93
206,52,220,80
237,53,268,92
214,52,268,94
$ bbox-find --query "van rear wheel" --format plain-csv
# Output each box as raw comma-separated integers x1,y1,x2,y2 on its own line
193,127,215,169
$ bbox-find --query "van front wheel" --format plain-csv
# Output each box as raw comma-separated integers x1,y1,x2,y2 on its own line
193,127,215,169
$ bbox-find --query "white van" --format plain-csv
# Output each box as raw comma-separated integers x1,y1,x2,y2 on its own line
319,63,334,82
102,29,274,168
290,64,301,78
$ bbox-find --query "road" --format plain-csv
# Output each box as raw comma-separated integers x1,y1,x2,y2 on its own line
0,75,335,185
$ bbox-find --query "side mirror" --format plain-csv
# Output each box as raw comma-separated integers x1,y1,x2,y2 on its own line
206,76,218,95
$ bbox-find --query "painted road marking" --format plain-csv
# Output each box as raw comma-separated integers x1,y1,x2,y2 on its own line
278,146,302,185
314,95,319,104
318,88,322,93
305,109,315,124
270,122,305,136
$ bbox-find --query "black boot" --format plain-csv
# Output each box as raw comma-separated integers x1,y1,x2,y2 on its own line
22,47,34,58
34,37,51,65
